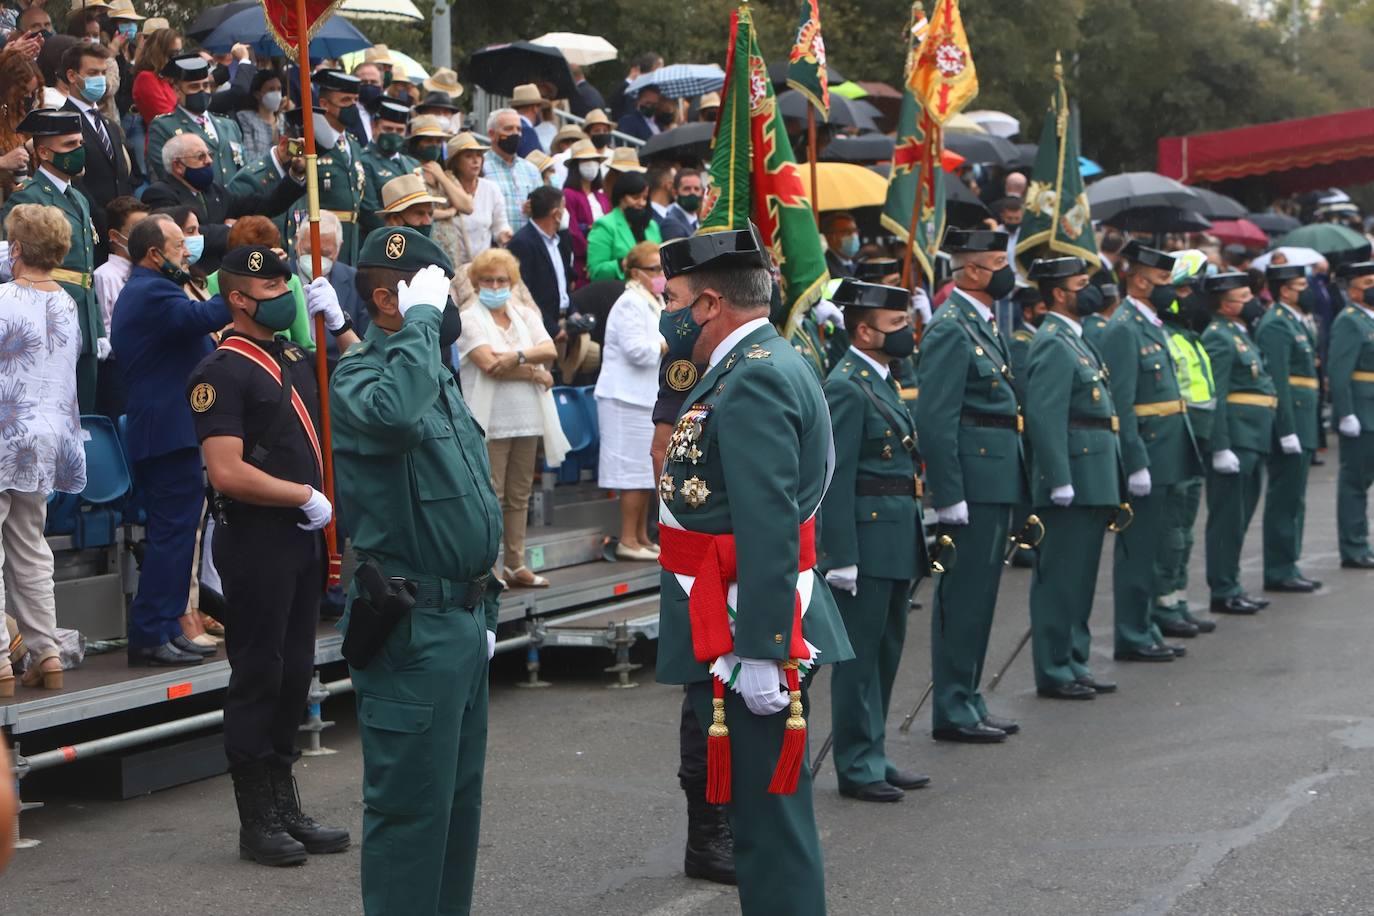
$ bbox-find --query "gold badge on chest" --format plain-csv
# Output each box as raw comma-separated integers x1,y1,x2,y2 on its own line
668,403,711,464
681,476,711,508
658,474,676,503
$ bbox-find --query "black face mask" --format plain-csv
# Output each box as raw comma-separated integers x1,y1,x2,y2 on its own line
1073,284,1107,317
184,90,210,115
638,102,657,119
1148,284,1176,313
496,133,521,155
625,205,651,234
590,133,611,150
439,297,462,349
1240,297,1266,324
984,264,1016,300
1297,285,1322,312
211,63,229,86
159,257,191,286
877,324,916,358
653,110,674,129
358,84,383,109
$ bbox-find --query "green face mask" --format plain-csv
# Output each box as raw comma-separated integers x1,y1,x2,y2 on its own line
249,290,298,332
407,221,433,239
48,144,86,176
416,144,444,163
376,132,404,156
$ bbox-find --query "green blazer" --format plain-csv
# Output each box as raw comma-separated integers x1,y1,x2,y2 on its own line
1025,313,1123,507
1008,325,1035,402
1256,303,1319,450
1098,299,1200,485
788,313,830,381
360,147,420,239
1202,317,1276,454
226,152,294,243
819,349,923,580
1329,303,1374,429
913,289,1027,508
586,208,662,281
147,108,245,185
0,169,98,354
656,322,853,685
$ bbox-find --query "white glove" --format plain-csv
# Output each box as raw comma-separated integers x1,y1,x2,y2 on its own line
1127,468,1152,498
95,336,112,360
1340,414,1362,438
1050,484,1075,507
486,629,496,660
813,299,843,327
1212,449,1240,474
396,264,451,317
305,275,345,331
736,657,789,717
297,485,333,530
1279,434,1302,455
824,564,859,596
911,287,933,324
936,500,969,525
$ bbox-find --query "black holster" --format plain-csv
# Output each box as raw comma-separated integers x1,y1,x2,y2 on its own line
340,560,417,670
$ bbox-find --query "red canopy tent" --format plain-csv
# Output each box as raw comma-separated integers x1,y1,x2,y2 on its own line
1158,108,1374,194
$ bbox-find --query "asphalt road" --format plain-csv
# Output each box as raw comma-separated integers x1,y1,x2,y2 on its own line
10,458,1374,915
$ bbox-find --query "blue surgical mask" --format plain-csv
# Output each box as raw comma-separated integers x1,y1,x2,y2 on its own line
478,287,510,310
117,22,138,40
839,234,860,258
81,75,107,104
184,234,204,265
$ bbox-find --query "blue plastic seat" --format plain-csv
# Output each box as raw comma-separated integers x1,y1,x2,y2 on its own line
548,387,592,484
79,415,132,505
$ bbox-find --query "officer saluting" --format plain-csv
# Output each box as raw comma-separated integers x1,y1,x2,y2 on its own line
655,226,852,915
187,246,355,866
1257,263,1323,592
1327,260,1374,569
819,279,930,802
331,228,502,916
1200,272,1275,614
914,228,1027,743
1023,257,1121,699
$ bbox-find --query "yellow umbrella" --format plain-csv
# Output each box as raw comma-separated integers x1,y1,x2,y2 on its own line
802,162,889,211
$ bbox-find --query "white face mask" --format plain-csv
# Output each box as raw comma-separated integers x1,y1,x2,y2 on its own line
261,90,282,112
312,112,340,149
578,161,600,182
298,254,334,279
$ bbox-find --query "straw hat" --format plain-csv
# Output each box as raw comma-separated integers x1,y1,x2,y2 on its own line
551,124,588,148
526,150,554,174
607,146,646,173
390,63,410,83
583,108,616,130
566,138,605,162
424,67,464,99
70,0,108,12
407,114,453,140
698,91,721,111
446,131,491,159
106,0,145,20
363,44,396,67
377,173,446,215
510,83,550,109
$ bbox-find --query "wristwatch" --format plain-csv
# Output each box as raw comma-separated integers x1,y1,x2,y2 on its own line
517,350,527,365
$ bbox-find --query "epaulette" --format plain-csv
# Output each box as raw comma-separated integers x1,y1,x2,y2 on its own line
340,340,371,359
1013,329,1032,342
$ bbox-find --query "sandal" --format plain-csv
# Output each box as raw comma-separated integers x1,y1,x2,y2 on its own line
19,650,62,691
0,660,13,698
504,566,550,589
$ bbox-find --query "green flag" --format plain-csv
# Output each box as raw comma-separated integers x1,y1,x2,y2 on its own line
785,0,829,118
702,4,828,334
881,3,945,283
1015,53,1098,271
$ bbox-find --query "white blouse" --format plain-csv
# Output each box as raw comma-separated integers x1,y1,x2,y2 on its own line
456,302,553,439
594,281,666,409
455,178,510,266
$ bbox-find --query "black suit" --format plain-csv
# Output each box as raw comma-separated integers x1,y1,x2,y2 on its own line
141,173,302,273
64,99,132,266
507,220,575,338
825,249,857,279
571,79,606,118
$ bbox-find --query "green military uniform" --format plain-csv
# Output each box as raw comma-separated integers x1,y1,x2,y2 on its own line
360,145,419,240
147,106,245,186
1099,283,1201,656
788,313,830,381
1008,323,1037,567
818,281,927,795
655,232,852,915
1327,264,1374,566
303,134,372,265
1082,310,1110,344
0,165,99,410
1256,290,1320,587
914,241,1028,735
331,229,502,916
226,152,297,247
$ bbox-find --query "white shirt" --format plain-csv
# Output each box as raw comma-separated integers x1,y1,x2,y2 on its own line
849,345,890,378
651,200,671,220
269,146,288,178
456,301,553,439
594,281,665,408
709,316,770,368
94,253,132,335
67,93,107,142
1356,302,1374,321
1128,296,1163,327
455,178,510,264
356,105,373,144
38,166,70,195
534,220,570,315
950,287,993,322
180,105,216,142
1046,311,1083,336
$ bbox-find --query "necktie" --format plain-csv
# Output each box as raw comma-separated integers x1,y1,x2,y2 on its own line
90,110,113,160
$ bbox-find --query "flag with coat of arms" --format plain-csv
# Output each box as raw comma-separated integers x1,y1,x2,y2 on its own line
785,0,829,118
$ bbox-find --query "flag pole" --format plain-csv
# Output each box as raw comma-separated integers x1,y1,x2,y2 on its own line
807,105,819,225
293,0,342,585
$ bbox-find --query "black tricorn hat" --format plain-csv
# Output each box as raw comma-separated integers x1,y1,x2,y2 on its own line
661,224,771,280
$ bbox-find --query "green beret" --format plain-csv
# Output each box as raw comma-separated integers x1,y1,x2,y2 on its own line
357,226,454,278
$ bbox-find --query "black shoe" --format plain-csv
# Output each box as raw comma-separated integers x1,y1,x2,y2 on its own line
884,768,932,790
684,788,736,885
1188,616,1218,633
1076,675,1117,693
1244,593,1271,610
1114,645,1176,662
1342,555,1374,569
1038,682,1096,700
1158,642,1187,658
269,766,350,854
1158,618,1200,638
171,634,216,657
231,766,307,867
128,642,204,667
932,723,1007,743
1211,596,1261,615
839,781,905,802
981,714,1020,735
1264,578,1318,593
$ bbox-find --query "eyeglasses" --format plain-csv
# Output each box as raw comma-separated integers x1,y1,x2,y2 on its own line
477,276,511,289
179,152,213,165
631,264,663,275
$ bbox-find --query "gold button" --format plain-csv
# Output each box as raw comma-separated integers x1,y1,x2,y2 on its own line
870,511,878,519
884,429,892,436
979,447,987,455
1082,447,1089,453
774,633,783,644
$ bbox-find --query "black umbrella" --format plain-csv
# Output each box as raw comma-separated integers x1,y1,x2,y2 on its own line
1010,142,1038,171
821,133,895,164
1190,186,1247,220
768,59,846,91
942,131,1020,168
1103,207,1212,234
186,0,257,42
777,90,877,131
1086,171,1205,223
1247,211,1302,236
640,122,715,164
866,163,990,228
465,41,576,99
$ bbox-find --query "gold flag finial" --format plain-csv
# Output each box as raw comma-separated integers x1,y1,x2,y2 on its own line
1054,49,1063,82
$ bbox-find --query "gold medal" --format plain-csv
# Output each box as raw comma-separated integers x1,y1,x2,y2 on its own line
666,359,698,392
190,383,215,412
681,476,711,508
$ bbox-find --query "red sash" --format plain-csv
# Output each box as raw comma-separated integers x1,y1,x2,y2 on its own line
219,336,324,478
658,517,815,664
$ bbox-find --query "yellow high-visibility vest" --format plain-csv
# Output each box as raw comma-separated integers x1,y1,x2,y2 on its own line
1166,329,1215,405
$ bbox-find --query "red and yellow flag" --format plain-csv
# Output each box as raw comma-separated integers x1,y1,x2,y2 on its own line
785,0,829,118
260,0,342,56
910,0,978,125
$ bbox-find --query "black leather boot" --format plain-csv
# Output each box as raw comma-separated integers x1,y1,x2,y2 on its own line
684,784,737,885
269,764,351,854
231,765,307,866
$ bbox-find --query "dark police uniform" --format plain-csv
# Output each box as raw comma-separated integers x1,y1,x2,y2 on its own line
186,246,348,865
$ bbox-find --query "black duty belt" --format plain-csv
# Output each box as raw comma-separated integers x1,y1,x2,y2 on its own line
1068,416,1120,432
961,410,1024,433
411,573,492,610
856,475,923,498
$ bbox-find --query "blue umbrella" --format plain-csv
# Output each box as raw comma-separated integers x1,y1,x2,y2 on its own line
200,7,370,58
1079,156,1102,178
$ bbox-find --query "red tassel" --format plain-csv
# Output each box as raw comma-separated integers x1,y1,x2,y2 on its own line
768,661,806,795
705,678,732,804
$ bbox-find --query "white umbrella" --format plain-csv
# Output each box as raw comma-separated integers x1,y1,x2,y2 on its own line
943,112,987,134
965,109,1020,139
531,32,618,67
338,0,424,21
339,47,429,81
1250,246,1325,271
